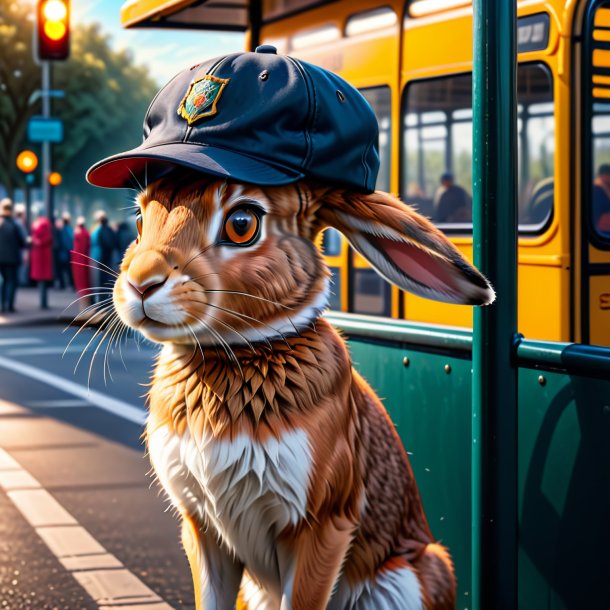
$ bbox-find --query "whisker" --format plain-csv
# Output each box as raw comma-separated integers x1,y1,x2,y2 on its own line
69,261,120,279
182,243,216,275
201,302,284,349
183,272,220,285
61,290,113,318
70,253,119,278
73,311,116,375
103,316,126,383
90,314,122,387
188,314,243,378
64,302,115,357
193,289,294,311
180,299,280,349
203,311,256,353
127,167,145,192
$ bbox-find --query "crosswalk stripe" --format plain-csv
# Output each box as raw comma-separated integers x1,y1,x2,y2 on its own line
0,426,174,610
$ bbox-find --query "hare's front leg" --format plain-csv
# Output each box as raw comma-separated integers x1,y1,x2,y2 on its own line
181,515,243,610
280,515,355,610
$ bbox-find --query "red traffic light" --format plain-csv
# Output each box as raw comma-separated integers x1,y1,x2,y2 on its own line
37,0,70,61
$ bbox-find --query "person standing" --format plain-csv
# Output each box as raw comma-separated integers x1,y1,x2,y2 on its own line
59,212,74,288
0,199,26,313
71,216,92,310
30,211,54,309
90,211,116,294
13,204,30,287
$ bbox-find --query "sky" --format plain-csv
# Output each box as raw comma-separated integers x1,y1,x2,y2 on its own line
71,0,244,85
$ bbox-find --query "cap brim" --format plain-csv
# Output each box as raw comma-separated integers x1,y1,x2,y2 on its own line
86,142,304,189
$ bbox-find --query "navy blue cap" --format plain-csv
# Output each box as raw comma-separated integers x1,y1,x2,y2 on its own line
87,46,380,193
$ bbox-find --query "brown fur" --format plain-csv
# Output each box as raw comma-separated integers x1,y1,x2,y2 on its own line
112,173,476,609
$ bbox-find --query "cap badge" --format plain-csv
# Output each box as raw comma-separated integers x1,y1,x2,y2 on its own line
177,75,229,125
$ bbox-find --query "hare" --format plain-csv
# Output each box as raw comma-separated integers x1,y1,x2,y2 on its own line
109,170,494,610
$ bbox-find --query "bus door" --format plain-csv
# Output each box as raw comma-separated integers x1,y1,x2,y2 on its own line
582,0,610,346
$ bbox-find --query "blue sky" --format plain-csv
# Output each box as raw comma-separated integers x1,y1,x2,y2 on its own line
71,0,244,85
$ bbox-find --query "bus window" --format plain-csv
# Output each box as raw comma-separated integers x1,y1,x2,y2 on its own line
359,86,392,192
590,2,610,240
321,228,342,310
517,65,554,230
352,268,392,316
263,0,333,21
402,63,554,233
351,87,392,317
321,228,342,256
402,73,472,227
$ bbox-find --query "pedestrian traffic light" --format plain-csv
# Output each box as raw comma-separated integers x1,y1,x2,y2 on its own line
37,0,70,61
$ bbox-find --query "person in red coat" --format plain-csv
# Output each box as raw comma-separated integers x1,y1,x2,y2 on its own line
71,216,92,310
30,212,54,309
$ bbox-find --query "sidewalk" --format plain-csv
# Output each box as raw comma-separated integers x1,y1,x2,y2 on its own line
0,287,83,327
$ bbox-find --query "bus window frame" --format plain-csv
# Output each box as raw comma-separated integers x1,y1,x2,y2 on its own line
262,0,339,24
583,0,610,252
400,62,556,238
358,84,392,193
344,5,397,38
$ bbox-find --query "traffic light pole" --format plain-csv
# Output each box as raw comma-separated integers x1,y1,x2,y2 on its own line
41,60,52,309
42,61,53,222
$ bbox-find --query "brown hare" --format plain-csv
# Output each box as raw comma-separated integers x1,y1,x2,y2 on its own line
88,48,493,610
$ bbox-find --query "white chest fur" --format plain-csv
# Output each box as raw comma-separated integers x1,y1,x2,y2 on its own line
147,420,313,588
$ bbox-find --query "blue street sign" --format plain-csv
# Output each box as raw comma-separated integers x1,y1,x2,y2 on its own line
27,116,63,143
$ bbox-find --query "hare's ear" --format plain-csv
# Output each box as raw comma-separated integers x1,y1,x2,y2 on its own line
317,190,495,305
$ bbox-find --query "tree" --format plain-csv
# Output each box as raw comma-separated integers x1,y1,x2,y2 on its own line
53,23,157,209
0,2,41,198
0,1,157,211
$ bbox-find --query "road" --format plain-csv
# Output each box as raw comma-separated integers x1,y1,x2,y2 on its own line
0,324,196,610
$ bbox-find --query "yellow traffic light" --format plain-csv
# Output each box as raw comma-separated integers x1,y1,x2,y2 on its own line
48,172,62,186
16,151,39,174
37,1,70,60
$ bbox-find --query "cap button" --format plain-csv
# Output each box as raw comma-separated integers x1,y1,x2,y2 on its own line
255,45,277,54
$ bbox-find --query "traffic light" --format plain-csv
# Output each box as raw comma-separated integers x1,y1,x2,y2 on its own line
37,0,70,61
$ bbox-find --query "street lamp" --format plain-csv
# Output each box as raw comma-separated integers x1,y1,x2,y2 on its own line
16,150,39,229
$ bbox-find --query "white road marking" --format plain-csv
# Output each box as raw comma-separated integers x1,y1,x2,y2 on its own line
7,346,88,356
0,337,43,347
8,489,78,527
27,399,92,408
0,355,146,425
0,412,174,610
0,469,40,489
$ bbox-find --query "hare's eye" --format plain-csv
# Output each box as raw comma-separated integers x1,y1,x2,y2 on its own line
222,207,262,246
135,212,143,237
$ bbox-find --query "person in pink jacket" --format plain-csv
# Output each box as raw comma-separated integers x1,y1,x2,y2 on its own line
30,212,54,309
70,216,91,310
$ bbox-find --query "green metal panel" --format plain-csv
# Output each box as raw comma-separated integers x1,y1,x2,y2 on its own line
347,339,473,610
518,368,610,610
337,323,610,610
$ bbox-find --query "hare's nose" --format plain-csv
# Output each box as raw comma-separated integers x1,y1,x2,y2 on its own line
128,275,167,298
127,251,170,299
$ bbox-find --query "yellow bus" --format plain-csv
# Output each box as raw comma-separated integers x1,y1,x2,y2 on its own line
120,0,610,346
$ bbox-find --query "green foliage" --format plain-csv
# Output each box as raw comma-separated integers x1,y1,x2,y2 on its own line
0,1,157,212
0,2,41,196
53,23,157,207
